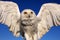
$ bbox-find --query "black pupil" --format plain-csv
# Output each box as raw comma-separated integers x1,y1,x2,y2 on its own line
31,12,33,14
24,12,27,14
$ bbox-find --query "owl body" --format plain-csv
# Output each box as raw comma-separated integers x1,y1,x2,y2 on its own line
20,9,38,39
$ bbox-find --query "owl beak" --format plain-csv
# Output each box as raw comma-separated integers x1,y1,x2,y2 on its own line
28,15,30,18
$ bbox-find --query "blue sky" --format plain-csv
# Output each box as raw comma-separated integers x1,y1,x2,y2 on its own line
0,0,60,40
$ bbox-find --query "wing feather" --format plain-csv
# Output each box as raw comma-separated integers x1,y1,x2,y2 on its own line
37,3,60,39
0,1,20,37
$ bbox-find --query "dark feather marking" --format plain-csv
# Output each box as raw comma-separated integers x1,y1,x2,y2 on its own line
48,9,55,26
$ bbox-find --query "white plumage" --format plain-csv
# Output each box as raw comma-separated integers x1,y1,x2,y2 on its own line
0,1,60,40
0,1,20,37
21,9,38,40
37,3,60,39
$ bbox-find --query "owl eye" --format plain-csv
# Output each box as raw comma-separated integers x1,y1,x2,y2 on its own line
31,12,33,14
24,12,27,14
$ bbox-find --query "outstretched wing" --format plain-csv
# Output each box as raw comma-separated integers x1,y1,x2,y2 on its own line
0,1,20,37
37,3,60,39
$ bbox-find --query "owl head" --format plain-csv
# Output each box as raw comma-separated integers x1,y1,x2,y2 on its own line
21,9,36,20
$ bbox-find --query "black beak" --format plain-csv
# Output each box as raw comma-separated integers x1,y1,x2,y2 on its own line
28,15,30,18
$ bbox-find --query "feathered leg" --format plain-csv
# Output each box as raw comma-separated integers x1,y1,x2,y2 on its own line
25,33,38,40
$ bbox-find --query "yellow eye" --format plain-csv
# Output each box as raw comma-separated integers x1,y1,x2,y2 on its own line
31,12,33,14
24,12,27,14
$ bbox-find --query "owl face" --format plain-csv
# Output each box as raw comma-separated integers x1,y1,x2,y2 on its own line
21,9,36,20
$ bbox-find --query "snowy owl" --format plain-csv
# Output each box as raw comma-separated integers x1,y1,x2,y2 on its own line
0,1,60,40
21,9,38,40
